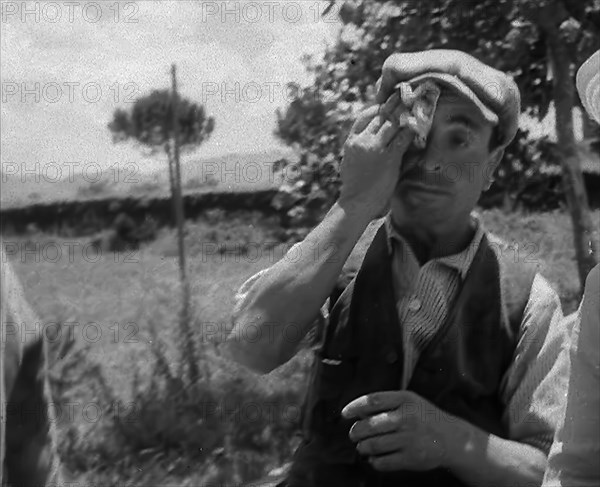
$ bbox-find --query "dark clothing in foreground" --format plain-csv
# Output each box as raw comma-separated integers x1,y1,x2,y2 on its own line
1,245,64,486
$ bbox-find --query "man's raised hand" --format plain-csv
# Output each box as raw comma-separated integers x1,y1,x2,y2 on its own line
338,101,413,221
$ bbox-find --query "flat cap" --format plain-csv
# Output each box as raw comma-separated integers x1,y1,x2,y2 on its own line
377,49,521,149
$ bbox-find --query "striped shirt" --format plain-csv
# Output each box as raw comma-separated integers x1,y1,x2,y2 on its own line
383,213,485,388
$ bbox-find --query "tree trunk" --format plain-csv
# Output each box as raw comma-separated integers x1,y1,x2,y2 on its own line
547,36,598,290
165,141,177,227
171,64,200,386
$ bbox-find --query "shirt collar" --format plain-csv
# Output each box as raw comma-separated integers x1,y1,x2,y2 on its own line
384,211,485,280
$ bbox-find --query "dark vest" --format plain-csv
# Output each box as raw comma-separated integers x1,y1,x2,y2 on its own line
285,222,537,487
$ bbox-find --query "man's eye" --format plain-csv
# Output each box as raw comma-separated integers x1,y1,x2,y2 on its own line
450,135,469,147
447,128,473,148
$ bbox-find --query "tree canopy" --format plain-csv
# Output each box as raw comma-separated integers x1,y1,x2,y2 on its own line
108,89,215,154
274,0,599,221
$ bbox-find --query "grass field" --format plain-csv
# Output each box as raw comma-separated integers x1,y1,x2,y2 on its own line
3,207,599,485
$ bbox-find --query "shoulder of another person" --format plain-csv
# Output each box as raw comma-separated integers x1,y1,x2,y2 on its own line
584,264,600,295
581,264,600,319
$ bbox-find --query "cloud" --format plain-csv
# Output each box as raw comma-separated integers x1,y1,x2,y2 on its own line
1,1,340,175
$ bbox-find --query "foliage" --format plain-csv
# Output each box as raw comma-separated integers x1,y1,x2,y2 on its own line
108,89,215,155
273,0,600,224
113,326,304,484
22,234,305,483
490,128,565,211
76,178,111,198
183,174,219,190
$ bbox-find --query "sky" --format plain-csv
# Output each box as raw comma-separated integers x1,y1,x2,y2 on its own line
0,0,578,182
1,0,342,175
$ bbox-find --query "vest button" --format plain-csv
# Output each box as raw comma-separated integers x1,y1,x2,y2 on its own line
408,297,422,312
386,350,398,364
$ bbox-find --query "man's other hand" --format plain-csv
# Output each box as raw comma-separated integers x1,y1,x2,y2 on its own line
342,390,458,472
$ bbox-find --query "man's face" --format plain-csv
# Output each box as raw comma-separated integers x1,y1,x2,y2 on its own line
392,89,499,229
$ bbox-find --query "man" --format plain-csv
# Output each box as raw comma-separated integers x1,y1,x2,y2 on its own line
223,50,569,486
542,49,600,486
1,243,65,486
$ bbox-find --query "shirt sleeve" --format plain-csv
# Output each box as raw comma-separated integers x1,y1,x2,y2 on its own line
542,264,600,486
231,243,330,345
232,267,269,320
499,273,571,454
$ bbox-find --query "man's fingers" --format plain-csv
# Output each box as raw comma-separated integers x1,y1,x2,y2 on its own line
369,451,410,472
349,409,417,442
364,114,388,134
379,91,401,124
352,91,403,137
375,54,403,104
348,99,413,153
375,72,395,105
342,391,413,420
378,120,406,148
374,77,383,101
349,410,401,441
357,432,410,456
351,105,380,134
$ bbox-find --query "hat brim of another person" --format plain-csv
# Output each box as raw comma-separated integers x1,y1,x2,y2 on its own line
577,50,600,125
408,72,499,126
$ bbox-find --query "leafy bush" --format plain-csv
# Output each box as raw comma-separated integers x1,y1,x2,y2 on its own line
151,210,285,259
45,259,308,484
485,129,565,211
49,337,132,473
183,174,219,190
77,178,111,198
84,312,307,484
132,180,162,195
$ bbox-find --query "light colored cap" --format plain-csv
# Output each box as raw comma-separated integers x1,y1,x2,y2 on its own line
577,50,600,125
409,72,499,126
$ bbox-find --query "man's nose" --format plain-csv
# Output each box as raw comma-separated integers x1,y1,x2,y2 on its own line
421,136,445,172
403,145,442,173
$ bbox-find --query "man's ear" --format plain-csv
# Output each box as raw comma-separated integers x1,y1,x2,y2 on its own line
484,148,504,190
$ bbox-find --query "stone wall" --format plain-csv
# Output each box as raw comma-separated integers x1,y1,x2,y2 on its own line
1,175,599,237
0,190,282,236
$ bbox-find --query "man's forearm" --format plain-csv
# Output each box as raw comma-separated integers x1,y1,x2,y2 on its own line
223,201,372,373
446,415,547,487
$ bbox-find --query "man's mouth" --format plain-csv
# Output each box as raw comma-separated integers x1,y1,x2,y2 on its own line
398,164,450,194
401,180,449,195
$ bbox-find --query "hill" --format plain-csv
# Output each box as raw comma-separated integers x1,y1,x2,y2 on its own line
0,147,299,210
